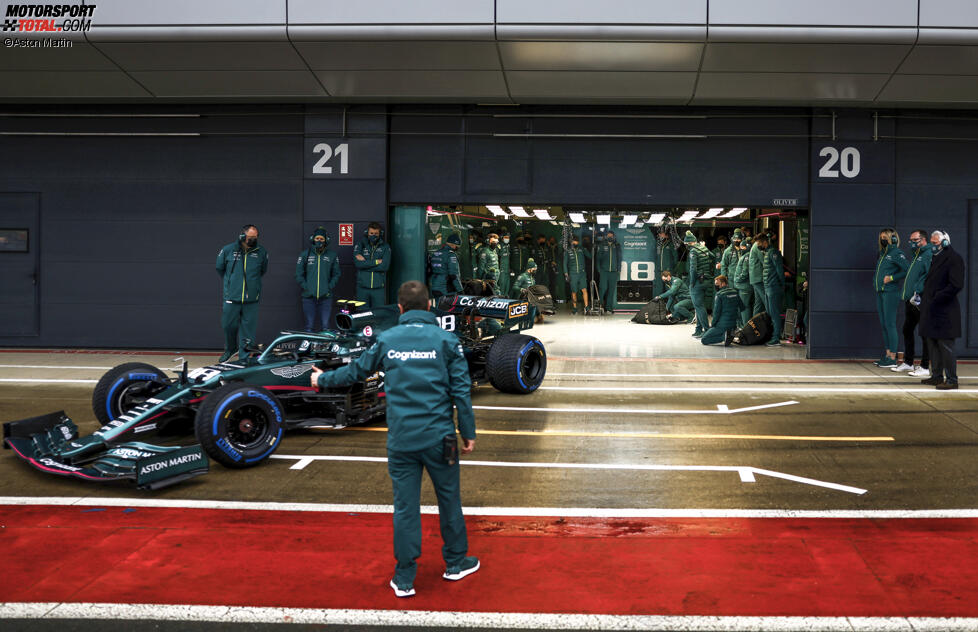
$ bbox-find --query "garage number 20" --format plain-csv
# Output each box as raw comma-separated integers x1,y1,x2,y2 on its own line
818,146,861,179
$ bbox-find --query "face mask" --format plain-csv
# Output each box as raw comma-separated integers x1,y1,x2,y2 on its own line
714,284,721,290
490,240,498,247
932,244,941,253
572,242,579,248
369,235,380,244
246,237,258,248
607,236,615,242
314,240,326,250
503,238,509,244
880,238,889,248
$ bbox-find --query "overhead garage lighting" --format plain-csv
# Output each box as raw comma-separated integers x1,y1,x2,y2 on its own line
596,214,612,225
619,214,638,227
677,210,699,223
647,213,666,224
486,205,508,217
509,206,531,218
723,207,748,218
533,209,554,220
699,208,725,219
569,212,587,224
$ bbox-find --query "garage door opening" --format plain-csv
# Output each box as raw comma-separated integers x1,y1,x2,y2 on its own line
403,203,809,359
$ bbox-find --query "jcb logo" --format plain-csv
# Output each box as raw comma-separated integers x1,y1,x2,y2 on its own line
509,302,529,318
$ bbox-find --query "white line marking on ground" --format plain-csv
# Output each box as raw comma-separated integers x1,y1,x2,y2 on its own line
1,603,976,631
0,378,98,384
265,455,867,494
548,371,978,379
540,385,978,394
475,400,799,415
5,497,978,518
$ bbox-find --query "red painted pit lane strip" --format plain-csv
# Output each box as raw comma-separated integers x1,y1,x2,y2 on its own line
1,505,977,618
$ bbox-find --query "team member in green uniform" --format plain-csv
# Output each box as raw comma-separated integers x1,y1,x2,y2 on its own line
312,281,478,598
354,222,391,308
216,224,268,362
657,270,693,323
732,238,754,328
654,228,678,298
476,233,501,289
497,231,512,297
757,234,787,346
595,231,622,314
701,275,744,345
547,236,565,302
564,236,590,314
511,258,537,298
874,228,910,366
685,231,715,337
427,233,463,298
532,234,549,286
895,229,933,375
748,234,766,317
720,231,740,279
509,235,529,292
295,226,341,332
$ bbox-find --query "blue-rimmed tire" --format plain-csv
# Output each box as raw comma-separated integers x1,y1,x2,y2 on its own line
194,382,284,468
486,334,547,394
92,362,169,425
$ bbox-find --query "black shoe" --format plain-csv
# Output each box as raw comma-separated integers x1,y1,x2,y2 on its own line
724,330,734,347
921,377,942,386
936,381,959,390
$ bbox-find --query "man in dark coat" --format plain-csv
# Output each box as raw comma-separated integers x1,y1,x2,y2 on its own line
919,230,965,390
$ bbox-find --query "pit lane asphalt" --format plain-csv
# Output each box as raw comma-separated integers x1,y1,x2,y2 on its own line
1,355,977,509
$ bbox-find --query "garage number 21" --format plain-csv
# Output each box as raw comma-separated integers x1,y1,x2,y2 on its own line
312,142,349,175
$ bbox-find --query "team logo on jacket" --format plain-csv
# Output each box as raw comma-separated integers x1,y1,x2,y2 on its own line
271,364,313,379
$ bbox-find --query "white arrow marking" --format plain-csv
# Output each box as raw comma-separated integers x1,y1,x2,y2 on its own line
473,400,798,415
268,454,866,495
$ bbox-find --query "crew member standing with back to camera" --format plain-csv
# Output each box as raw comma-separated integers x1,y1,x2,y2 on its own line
216,224,268,362
295,226,341,332
684,230,715,338
355,222,391,308
310,281,479,597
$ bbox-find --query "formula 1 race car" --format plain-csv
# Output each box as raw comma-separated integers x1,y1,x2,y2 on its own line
3,295,546,490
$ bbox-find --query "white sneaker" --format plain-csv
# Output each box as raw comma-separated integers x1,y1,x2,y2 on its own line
890,362,913,372
908,367,931,378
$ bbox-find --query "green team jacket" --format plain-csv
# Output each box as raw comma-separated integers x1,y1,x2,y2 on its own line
564,246,589,274
317,310,475,451
295,247,341,299
595,241,622,273
659,277,690,301
510,244,530,274
477,244,501,281
354,237,391,289
874,244,910,293
498,242,510,277
512,270,535,297
427,245,463,294
762,247,785,288
657,239,678,276
748,242,765,284
688,244,715,285
733,251,752,290
720,244,738,278
712,286,744,329
216,242,268,303
901,245,933,301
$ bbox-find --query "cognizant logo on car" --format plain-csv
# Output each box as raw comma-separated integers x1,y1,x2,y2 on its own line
387,349,437,361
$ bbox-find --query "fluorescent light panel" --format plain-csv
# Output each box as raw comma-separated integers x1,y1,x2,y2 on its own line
619,214,638,227
647,213,666,224
486,205,507,217
699,208,724,219
533,209,553,220
677,210,699,222
569,212,587,223
723,207,748,218
509,206,531,218
596,214,611,225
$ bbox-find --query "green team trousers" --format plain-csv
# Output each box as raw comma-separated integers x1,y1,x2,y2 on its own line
356,287,387,308
221,301,259,361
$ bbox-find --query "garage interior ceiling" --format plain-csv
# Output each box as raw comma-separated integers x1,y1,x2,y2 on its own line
2,0,978,106
430,205,764,227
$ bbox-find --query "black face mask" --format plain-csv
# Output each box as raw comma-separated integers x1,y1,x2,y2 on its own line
714,284,721,290
314,240,326,250
880,238,889,248
572,242,579,248
245,237,258,248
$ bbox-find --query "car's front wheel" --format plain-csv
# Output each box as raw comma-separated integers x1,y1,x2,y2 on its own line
92,362,169,425
194,383,284,468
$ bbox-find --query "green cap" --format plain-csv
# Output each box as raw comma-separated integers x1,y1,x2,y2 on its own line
683,230,696,244
732,228,744,241
446,233,461,246
525,258,537,270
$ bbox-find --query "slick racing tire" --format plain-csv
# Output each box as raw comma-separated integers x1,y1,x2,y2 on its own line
486,333,547,394
194,382,284,468
92,362,169,426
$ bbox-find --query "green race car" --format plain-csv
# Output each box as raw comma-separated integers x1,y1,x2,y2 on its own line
3,295,546,489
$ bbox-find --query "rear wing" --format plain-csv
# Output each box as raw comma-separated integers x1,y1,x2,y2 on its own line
433,294,534,329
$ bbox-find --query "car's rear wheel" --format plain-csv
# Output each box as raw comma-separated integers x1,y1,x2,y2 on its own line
92,362,169,425
194,382,284,468
486,333,547,394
